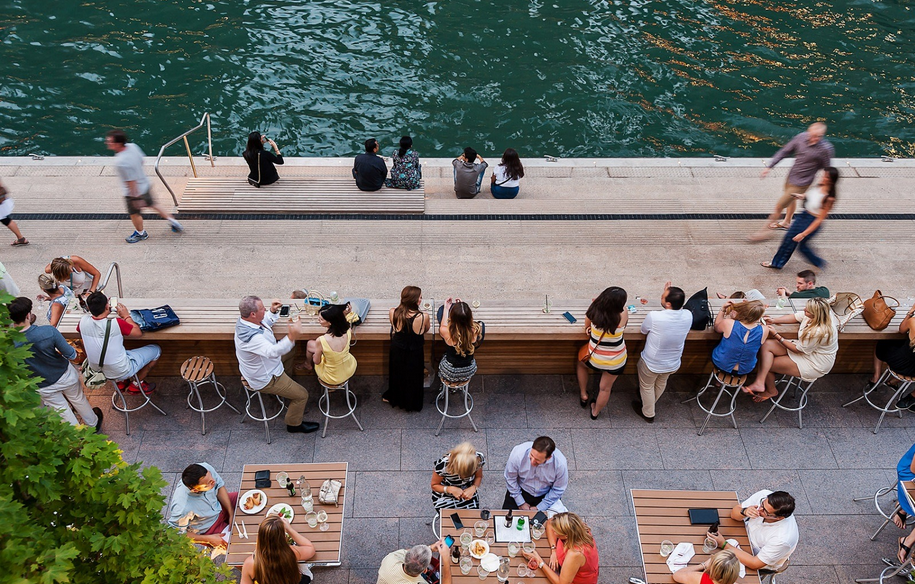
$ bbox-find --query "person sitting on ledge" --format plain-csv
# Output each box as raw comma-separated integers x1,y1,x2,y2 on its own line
167,462,237,547
776,269,829,299
353,138,388,192
384,136,422,190
872,306,915,409
452,147,487,199
490,148,524,199
243,131,284,187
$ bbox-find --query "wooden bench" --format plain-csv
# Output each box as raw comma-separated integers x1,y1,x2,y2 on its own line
178,177,425,214
55,297,908,377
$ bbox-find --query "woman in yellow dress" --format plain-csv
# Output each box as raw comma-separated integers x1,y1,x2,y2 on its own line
307,304,357,385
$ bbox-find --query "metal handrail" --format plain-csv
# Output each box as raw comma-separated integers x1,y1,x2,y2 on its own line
155,112,215,205
96,262,123,298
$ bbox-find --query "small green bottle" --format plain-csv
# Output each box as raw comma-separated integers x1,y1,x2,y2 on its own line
516,517,525,530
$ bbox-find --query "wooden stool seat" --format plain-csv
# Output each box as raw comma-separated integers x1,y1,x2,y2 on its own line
714,369,748,387
442,378,471,389
181,356,214,382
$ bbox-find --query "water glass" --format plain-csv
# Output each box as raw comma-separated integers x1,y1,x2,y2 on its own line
276,471,289,487
485,531,495,545
497,558,510,583
460,531,473,547
522,541,535,555
531,524,544,540
702,537,718,554
659,540,675,557
317,509,329,531
508,542,521,557
517,564,531,578
460,557,473,575
477,566,489,580
474,520,488,537
306,511,318,528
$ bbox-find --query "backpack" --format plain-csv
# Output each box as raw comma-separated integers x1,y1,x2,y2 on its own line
684,288,712,330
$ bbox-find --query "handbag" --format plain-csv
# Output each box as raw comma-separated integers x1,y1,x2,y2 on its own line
827,293,864,332
684,288,713,330
130,305,180,332
247,152,261,188
81,319,111,389
862,291,898,331
319,478,342,506
578,329,605,363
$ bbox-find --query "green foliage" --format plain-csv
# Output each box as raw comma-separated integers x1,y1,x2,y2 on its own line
0,293,232,583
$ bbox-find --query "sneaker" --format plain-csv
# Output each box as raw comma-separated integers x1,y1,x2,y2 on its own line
116,379,131,391
126,381,156,395
897,394,915,410
92,407,104,433
170,220,184,233
125,230,149,243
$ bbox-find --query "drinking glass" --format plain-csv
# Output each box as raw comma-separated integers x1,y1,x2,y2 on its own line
474,520,488,537
477,566,489,580
306,511,318,528
480,509,491,521
522,541,536,555
508,542,520,557
276,471,289,488
485,531,495,545
460,557,473,575
659,540,675,557
317,509,329,531
702,537,718,554
517,564,531,578
472,300,481,309
460,531,473,547
497,558,510,583
422,300,432,311
531,524,544,540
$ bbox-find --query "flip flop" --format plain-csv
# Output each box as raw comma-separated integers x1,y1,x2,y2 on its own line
894,510,908,529
760,262,780,269
899,537,911,563
11,237,29,246
768,222,789,230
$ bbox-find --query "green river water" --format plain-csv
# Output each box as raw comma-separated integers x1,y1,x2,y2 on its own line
1,0,913,158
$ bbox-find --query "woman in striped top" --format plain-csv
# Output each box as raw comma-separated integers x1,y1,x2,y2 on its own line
576,286,628,420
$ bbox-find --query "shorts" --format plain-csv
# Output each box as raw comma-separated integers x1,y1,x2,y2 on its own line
0,197,14,223
125,191,155,215
117,344,162,380
775,182,807,211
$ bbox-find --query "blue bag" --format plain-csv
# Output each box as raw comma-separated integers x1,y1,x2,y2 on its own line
130,305,180,332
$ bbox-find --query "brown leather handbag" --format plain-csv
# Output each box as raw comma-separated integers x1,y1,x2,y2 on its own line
862,291,898,331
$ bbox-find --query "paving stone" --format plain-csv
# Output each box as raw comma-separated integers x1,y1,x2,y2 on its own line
353,471,430,518
708,469,813,516
135,430,230,473
572,429,663,471
313,429,402,471
340,518,399,568
158,472,179,517
798,468,896,515
824,427,913,469
348,567,379,584
834,563,896,584
400,429,489,471
775,564,840,584
525,390,600,429
222,430,316,469
621,470,714,515
584,515,643,567
103,426,144,464
398,516,437,548
657,428,752,470
563,471,629,516
739,427,838,469
312,567,349,584
790,514,893,566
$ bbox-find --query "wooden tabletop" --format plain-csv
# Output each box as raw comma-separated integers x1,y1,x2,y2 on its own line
226,463,348,567
631,489,760,584
439,509,551,584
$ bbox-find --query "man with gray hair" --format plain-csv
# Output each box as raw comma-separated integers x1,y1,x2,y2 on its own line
234,295,319,433
377,539,451,584
750,121,834,240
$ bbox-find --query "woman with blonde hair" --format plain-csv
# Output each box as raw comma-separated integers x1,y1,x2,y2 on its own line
240,515,315,584
672,549,740,584
384,285,430,411
439,298,484,382
37,273,73,327
431,441,485,509
44,255,100,296
744,297,838,401
522,512,599,584
711,299,768,375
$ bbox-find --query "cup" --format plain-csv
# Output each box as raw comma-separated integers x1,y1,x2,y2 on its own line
480,509,491,521
276,471,289,487
508,541,521,557
522,541,535,555
460,531,473,546
460,557,473,575
702,537,718,554
317,509,329,531
531,524,544,540
472,300,481,308
474,520,488,537
477,566,489,580
485,531,495,545
306,511,318,528
517,564,531,578
659,540,675,557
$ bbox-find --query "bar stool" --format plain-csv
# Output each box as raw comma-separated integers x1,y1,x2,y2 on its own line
758,559,790,584
180,356,240,435
111,374,167,435
317,377,363,439
854,479,913,540
435,375,479,436
843,368,915,434
240,377,285,444
682,368,747,436
759,374,816,429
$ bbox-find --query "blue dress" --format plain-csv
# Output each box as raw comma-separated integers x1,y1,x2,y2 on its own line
711,320,763,373
897,443,915,516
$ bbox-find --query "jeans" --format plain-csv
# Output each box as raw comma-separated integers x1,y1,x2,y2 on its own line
770,211,825,269
118,344,162,381
491,184,519,199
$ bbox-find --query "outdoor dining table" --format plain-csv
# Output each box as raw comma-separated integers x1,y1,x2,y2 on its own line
439,509,551,584
631,489,760,584
226,462,348,567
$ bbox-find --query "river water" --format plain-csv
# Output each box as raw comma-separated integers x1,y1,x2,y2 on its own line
1,0,913,158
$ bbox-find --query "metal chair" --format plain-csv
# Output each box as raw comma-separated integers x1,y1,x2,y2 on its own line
759,374,816,429
111,374,166,435
854,479,913,540
758,559,790,584
180,356,239,435
843,368,915,434
240,377,285,444
435,375,479,436
317,377,363,439
856,554,914,583
682,368,747,436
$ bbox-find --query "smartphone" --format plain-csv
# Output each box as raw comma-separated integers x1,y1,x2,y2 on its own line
279,304,290,317
450,513,464,530
562,311,577,324
109,296,119,312
444,535,455,548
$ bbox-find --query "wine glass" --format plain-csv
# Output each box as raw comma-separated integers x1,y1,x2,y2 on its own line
472,300,481,309
460,557,473,575
477,566,489,580
474,520,488,537
460,531,473,547
485,531,495,545
422,299,432,311
317,509,329,531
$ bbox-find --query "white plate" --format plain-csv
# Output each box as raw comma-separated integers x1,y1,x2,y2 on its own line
469,539,490,559
267,502,295,522
480,553,499,572
239,489,267,514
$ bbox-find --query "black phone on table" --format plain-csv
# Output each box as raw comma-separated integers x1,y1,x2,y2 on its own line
279,304,290,317
450,513,464,530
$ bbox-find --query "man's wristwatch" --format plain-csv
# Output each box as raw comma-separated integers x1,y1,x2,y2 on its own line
740,507,747,517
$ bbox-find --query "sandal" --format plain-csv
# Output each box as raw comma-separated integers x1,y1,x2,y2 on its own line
10,237,28,246
760,262,780,270
768,222,789,230
894,509,908,529
899,537,911,563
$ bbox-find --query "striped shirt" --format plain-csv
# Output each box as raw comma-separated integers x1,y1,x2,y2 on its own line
587,326,627,371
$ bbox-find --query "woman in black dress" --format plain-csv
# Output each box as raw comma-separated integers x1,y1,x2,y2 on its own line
383,285,430,411
243,131,284,186
872,307,915,408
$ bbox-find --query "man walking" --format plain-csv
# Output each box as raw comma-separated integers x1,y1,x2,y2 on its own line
234,295,319,434
105,129,183,243
750,122,833,240
633,282,691,423
10,297,103,430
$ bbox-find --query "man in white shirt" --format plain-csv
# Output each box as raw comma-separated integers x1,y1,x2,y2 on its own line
105,129,183,244
707,489,798,573
633,282,692,423
234,295,319,434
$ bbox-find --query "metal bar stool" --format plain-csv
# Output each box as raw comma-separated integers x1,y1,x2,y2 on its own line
317,377,364,438
435,375,479,436
682,368,747,436
854,479,913,540
240,377,285,444
759,374,816,429
758,559,790,584
181,356,240,435
843,368,915,434
111,374,167,435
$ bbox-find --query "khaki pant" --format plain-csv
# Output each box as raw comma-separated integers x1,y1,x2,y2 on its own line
260,372,309,426
637,358,674,419
774,182,807,219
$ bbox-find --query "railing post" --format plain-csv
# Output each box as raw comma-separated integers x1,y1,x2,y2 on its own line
207,114,214,168
183,136,198,178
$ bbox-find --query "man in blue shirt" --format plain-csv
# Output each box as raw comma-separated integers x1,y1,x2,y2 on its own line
502,436,569,515
10,297,102,431
167,462,237,547
353,138,388,191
